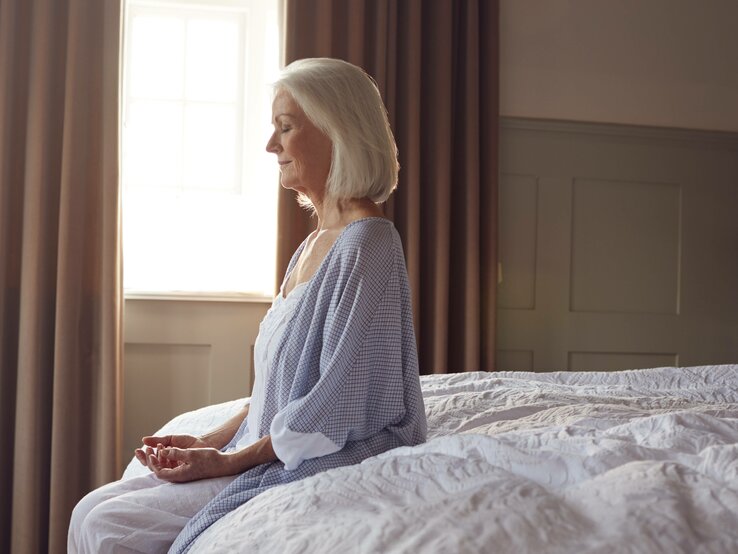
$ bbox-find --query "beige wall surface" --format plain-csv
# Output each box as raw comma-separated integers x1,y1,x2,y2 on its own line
500,0,738,132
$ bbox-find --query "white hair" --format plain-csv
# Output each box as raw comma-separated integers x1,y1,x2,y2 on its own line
273,58,399,204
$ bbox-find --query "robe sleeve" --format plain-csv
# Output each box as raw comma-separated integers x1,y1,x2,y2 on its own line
269,222,414,470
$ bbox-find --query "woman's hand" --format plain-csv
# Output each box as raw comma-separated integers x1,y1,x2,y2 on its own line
147,447,238,483
135,434,210,470
135,403,250,474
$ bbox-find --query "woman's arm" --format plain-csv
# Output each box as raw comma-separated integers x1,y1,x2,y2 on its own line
196,403,250,449
226,435,278,472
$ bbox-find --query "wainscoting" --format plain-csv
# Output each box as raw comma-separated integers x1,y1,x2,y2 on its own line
496,118,738,371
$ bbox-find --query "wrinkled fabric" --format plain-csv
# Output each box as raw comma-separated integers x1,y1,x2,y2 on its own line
230,283,308,454
170,218,426,553
174,365,738,554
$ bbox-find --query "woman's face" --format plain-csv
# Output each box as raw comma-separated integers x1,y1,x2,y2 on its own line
266,90,332,199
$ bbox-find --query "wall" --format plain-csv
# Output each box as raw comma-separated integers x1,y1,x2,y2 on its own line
500,0,738,132
497,119,738,371
498,1,738,371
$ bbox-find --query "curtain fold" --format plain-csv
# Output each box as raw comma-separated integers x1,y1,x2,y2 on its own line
281,0,499,374
0,0,122,552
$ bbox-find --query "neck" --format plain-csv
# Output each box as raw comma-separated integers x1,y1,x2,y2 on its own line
311,195,382,231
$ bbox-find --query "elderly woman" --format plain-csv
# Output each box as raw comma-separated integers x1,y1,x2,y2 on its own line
68,58,426,553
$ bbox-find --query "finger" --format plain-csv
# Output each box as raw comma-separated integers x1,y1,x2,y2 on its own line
142,446,153,469
134,449,147,466
142,435,171,447
147,452,162,473
156,463,194,483
156,446,179,469
160,447,191,463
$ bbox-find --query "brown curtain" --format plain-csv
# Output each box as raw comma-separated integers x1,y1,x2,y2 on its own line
0,0,122,552
280,0,499,374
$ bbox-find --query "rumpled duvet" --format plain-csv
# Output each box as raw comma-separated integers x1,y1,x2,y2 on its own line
124,365,738,554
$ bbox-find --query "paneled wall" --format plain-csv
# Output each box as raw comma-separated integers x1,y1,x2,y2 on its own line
496,118,738,371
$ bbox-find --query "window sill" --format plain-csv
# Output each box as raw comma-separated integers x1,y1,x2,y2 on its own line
124,291,273,303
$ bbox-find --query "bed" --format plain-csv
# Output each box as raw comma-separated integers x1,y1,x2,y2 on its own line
122,364,738,553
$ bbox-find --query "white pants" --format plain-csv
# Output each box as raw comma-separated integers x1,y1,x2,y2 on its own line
68,472,236,554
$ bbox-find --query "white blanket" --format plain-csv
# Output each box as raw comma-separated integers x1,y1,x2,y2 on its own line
123,365,738,553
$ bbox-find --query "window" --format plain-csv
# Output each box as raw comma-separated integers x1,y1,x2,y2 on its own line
122,0,281,298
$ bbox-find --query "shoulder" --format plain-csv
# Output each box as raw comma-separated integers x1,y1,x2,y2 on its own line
336,217,398,256
327,217,401,281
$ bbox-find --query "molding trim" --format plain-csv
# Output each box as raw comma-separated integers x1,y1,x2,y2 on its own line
500,117,738,149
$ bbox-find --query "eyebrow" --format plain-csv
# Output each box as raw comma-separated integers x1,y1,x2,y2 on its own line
273,113,296,122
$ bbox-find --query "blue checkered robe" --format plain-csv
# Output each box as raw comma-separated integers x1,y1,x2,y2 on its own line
170,217,427,553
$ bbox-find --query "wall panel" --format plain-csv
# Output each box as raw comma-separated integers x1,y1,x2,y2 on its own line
497,118,738,372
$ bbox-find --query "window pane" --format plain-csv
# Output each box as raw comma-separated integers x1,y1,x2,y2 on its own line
123,190,276,295
130,15,184,99
183,104,238,191
124,101,183,189
185,18,240,102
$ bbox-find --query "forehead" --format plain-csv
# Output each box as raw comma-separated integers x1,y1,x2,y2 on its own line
271,89,302,118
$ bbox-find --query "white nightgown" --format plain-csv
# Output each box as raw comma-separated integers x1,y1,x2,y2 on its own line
228,279,339,468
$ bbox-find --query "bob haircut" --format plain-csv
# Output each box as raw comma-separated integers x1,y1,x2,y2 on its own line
273,58,399,204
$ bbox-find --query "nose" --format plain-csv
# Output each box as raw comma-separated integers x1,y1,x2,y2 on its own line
266,131,280,154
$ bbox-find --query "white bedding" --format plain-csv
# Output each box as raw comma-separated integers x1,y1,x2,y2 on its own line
123,365,738,553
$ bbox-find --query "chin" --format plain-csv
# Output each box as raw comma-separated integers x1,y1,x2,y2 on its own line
279,177,296,190
281,182,309,198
